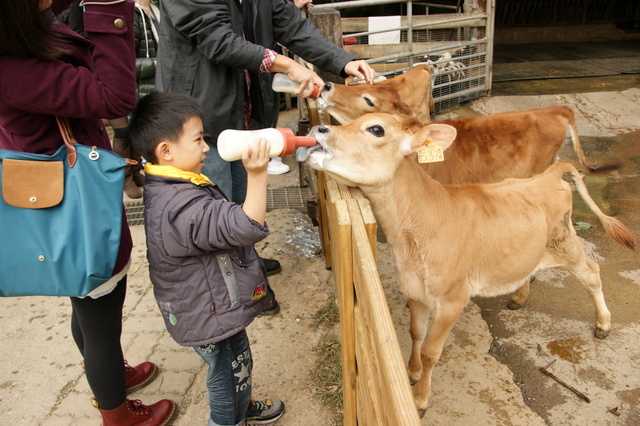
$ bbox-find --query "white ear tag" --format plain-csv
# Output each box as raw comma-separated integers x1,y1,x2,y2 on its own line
417,139,444,163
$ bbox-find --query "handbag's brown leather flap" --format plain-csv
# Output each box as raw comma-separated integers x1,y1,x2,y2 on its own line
2,159,64,209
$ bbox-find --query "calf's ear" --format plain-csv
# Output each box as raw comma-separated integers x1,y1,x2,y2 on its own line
394,100,414,116
410,123,457,152
399,115,424,133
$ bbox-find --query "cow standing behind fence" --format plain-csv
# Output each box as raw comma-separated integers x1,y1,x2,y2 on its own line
320,70,616,182
305,113,635,416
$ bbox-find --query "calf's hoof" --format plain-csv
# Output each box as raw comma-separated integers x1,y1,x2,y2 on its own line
507,300,523,310
594,327,610,339
418,408,427,418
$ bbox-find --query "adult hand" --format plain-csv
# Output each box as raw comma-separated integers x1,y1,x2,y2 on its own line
344,60,375,85
292,0,313,9
272,55,324,98
286,64,324,98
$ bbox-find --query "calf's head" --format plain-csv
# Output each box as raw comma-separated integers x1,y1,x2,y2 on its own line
320,82,414,124
319,65,433,124
306,113,456,187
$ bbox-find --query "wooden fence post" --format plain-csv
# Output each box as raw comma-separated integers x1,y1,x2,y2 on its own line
308,8,346,85
326,191,357,426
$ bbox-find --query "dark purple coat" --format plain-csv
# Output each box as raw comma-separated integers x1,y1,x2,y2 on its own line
0,0,137,277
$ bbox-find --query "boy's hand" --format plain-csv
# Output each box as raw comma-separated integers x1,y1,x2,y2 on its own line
241,138,269,224
242,138,270,175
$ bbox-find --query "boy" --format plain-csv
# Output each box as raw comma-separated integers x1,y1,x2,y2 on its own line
129,92,285,426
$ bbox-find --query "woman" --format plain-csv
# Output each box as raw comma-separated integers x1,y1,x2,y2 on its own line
0,1,175,424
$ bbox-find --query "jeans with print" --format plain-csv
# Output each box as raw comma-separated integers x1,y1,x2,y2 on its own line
194,330,252,426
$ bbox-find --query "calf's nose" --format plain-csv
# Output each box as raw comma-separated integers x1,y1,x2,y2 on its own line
323,82,332,92
318,126,331,134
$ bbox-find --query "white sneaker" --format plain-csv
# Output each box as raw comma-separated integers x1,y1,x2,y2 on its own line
267,158,290,175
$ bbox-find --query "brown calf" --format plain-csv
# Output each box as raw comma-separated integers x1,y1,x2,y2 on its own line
320,64,433,124
422,106,614,184
306,113,635,416
322,81,612,183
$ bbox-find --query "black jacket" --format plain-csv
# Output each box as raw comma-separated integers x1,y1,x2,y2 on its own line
134,3,160,99
156,0,355,142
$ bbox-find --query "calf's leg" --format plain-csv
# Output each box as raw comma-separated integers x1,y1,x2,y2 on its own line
407,299,430,384
413,295,467,416
507,276,535,310
567,257,611,338
549,228,612,338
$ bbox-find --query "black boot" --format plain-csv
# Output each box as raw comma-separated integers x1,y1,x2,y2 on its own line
259,257,282,276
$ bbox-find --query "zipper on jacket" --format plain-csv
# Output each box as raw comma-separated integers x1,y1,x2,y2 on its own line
217,253,239,308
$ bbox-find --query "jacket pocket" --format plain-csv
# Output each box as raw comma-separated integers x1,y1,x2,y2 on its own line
216,250,268,309
217,253,240,308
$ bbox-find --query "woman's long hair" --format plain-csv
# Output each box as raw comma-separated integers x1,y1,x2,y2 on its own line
0,0,68,60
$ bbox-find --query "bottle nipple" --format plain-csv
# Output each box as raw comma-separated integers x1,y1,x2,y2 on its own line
277,128,316,156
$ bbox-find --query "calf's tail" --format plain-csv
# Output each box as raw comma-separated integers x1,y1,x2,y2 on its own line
560,161,636,250
564,108,620,173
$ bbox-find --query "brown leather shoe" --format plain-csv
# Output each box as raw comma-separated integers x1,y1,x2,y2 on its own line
125,360,158,394
132,170,145,187
99,399,176,426
123,171,142,199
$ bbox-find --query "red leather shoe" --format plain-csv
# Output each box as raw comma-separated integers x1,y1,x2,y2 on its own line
99,399,176,426
125,360,158,394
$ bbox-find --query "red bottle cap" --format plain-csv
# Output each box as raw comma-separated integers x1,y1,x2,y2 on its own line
310,84,320,99
277,128,316,156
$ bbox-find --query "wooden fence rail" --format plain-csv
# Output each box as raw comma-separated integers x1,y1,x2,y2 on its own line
317,171,421,425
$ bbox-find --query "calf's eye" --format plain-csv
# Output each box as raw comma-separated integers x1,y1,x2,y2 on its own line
367,125,385,137
363,96,375,107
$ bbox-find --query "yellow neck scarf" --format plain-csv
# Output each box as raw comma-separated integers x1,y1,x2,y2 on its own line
144,163,213,186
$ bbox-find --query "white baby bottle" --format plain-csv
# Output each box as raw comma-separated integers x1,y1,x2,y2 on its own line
217,128,317,162
271,73,320,99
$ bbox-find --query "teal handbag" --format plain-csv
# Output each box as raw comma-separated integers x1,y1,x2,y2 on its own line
0,117,128,297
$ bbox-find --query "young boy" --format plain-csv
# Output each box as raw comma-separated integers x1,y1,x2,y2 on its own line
129,92,285,426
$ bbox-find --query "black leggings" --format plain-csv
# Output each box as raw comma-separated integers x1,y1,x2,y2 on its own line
70,276,127,410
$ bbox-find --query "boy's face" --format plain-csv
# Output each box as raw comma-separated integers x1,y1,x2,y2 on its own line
167,116,209,174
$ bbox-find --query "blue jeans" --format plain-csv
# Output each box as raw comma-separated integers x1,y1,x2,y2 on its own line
202,144,248,204
194,330,252,426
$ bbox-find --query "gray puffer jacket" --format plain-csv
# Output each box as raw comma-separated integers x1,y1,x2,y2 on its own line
143,173,275,346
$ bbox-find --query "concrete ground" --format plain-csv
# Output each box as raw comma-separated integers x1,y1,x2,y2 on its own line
418,87,640,425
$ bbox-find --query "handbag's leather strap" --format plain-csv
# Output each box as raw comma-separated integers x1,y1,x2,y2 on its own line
55,117,78,168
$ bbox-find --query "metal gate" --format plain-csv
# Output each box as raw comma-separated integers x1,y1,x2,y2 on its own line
313,0,495,113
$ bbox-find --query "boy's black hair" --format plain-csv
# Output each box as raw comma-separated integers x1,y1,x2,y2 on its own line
129,92,203,164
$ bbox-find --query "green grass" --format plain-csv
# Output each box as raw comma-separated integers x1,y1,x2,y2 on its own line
309,292,343,423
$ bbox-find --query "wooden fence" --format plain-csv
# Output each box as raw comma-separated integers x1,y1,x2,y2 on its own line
317,171,421,425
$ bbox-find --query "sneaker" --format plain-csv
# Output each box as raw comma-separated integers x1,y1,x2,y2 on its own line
246,399,285,424
267,158,290,175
